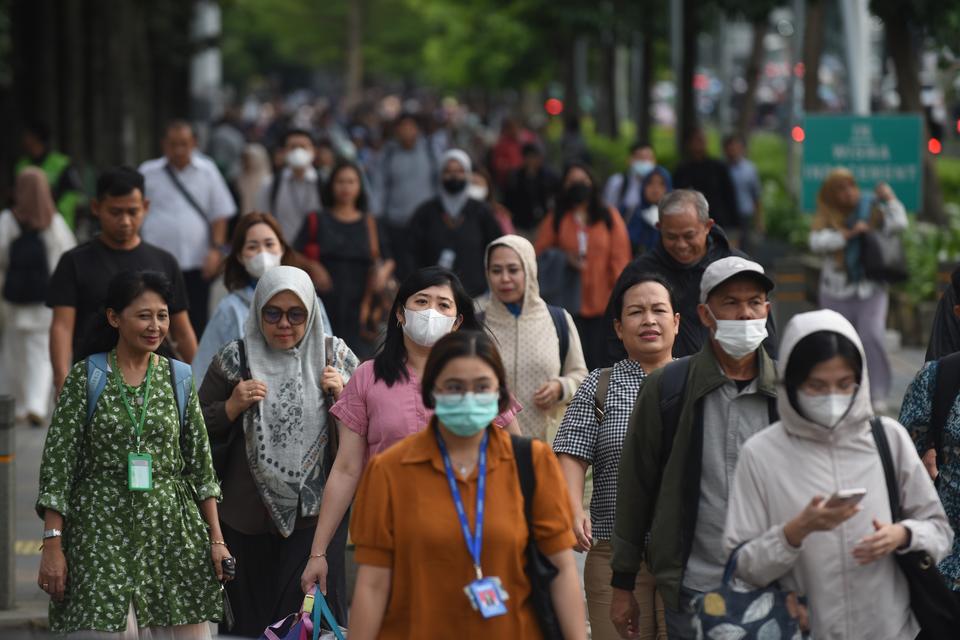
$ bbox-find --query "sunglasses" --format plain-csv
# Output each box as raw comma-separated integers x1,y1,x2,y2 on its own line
261,305,308,326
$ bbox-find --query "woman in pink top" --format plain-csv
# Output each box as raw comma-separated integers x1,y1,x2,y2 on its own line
300,266,521,597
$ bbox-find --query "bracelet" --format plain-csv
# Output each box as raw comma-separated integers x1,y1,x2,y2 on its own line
309,552,327,559
211,540,226,546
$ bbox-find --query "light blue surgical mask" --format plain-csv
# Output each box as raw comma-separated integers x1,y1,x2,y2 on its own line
632,159,654,178
433,392,500,437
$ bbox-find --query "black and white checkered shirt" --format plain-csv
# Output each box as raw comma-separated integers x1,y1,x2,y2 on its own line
553,359,648,541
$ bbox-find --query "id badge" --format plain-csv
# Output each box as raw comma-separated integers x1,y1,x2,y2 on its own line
128,453,153,491
438,249,456,270
464,577,508,618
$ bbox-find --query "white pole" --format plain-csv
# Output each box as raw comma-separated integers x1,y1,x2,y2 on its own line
840,0,871,115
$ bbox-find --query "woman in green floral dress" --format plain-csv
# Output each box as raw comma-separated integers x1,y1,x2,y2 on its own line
36,270,230,638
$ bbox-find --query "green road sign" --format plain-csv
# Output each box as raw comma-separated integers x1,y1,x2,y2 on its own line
801,114,923,212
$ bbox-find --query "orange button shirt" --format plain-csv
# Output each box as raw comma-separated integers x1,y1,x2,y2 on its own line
350,423,576,639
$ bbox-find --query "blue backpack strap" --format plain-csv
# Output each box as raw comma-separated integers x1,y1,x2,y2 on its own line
85,353,110,424
167,358,193,432
546,304,570,367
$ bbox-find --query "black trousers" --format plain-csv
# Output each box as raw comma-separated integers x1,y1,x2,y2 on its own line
182,268,210,337
220,513,350,638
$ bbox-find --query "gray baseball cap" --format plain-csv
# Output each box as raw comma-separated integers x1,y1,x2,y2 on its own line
699,256,774,304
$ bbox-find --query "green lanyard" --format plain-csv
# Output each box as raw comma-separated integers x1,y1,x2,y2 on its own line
112,351,155,453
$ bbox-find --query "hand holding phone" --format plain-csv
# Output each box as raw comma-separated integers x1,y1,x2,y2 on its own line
825,488,866,509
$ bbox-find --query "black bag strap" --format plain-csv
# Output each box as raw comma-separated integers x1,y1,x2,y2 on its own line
237,339,250,380
163,164,210,236
511,435,536,527
617,170,631,212
870,417,902,521
269,175,282,214
659,356,692,466
593,368,612,424
546,305,570,367
930,352,960,467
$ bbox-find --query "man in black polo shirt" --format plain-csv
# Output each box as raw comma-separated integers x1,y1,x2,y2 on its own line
47,166,195,392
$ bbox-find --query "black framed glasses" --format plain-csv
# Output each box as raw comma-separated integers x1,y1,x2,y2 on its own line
261,306,308,326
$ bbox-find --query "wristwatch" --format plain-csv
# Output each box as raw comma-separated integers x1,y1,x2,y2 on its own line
42,528,63,540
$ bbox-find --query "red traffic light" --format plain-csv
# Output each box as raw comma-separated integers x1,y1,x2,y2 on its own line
791,126,805,142
929,138,942,155
545,98,564,116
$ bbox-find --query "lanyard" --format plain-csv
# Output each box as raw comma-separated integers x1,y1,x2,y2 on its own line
435,429,489,581
112,351,155,452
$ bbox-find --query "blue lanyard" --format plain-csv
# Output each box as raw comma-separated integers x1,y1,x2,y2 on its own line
435,429,489,581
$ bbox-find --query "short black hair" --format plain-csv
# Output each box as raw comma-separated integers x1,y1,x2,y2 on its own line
96,166,145,200
629,140,652,154
395,112,419,126
951,264,960,303
609,271,677,321
24,121,51,146
783,331,863,415
164,119,195,138
283,128,315,146
522,142,543,157
722,133,745,148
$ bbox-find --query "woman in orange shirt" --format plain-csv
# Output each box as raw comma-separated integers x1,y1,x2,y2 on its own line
535,163,631,369
348,331,586,639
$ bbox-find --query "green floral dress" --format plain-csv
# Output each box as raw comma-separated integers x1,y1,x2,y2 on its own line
36,353,223,632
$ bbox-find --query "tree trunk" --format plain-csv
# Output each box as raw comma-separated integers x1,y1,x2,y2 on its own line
598,33,618,137
736,15,767,141
678,0,699,158
636,31,653,144
345,0,363,109
883,10,944,224
562,36,581,119
802,0,824,113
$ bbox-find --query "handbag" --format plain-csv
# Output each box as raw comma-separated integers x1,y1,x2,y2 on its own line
211,339,249,479
870,417,960,638
860,229,908,283
511,435,563,639
693,543,803,640
260,586,346,640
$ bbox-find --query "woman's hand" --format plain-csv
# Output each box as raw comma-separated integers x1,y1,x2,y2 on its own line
301,554,330,595
921,448,938,481
874,182,895,202
225,379,268,421
572,509,593,552
38,543,67,601
844,221,871,240
321,366,345,402
210,543,234,582
784,495,861,547
852,519,909,565
533,381,563,410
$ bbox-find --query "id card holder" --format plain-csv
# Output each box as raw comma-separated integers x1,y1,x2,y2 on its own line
464,577,508,618
128,453,153,491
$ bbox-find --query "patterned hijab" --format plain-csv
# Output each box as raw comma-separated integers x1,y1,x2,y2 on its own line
14,167,55,231
243,266,328,537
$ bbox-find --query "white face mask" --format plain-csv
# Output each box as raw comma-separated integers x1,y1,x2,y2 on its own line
632,159,655,177
286,147,315,170
402,307,457,347
244,251,282,279
640,205,659,228
796,391,854,429
707,307,768,359
467,184,488,201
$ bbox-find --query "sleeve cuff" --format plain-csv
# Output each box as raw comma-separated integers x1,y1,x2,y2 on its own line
36,495,69,520
194,481,222,502
536,530,577,557
354,545,393,568
611,571,638,591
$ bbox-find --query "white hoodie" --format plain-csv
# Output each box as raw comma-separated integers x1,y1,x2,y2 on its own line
723,309,953,639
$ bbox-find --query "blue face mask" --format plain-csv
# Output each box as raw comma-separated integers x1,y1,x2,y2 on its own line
433,392,500,437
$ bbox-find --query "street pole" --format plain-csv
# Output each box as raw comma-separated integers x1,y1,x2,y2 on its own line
0,395,14,610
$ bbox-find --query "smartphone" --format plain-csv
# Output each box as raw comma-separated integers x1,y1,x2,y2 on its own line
825,488,867,508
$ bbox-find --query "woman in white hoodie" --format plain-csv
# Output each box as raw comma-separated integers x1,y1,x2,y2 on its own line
724,309,952,639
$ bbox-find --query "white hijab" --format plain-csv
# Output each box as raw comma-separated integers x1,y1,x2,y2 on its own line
439,149,473,219
243,266,328,537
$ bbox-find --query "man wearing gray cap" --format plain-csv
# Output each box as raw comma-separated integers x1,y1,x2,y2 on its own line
610,256,779,639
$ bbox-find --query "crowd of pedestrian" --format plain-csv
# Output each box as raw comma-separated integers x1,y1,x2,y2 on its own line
4,99,959,639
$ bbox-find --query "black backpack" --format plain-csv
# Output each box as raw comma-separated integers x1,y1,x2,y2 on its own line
3,226,50,304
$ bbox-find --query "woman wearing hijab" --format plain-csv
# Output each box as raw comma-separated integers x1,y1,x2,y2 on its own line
198,266,359,636
724,309,952,639
483,234,588,441
0,167,76,425
409,149,505,297
626,166,672,256
237,144,272,215
809,169,907,413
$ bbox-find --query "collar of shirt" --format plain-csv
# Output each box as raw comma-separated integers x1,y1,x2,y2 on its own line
400,420,514,476
281,166,319,183
165,151,203,172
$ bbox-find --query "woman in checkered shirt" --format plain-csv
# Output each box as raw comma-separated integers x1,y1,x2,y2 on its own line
553,271,679,640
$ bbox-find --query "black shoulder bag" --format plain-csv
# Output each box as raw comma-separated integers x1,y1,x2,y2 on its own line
211,340,249,479
870,417,960,638
511,435,563,639
929,352,960,489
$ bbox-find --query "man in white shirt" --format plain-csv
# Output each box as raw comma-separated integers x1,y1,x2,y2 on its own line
256,128,323,242
140,120,236,334
602,141,656,218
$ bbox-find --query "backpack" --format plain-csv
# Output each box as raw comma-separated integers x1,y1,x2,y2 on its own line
3,226,50,304
478,304,570,368
929,351,960,488
85,353,193,454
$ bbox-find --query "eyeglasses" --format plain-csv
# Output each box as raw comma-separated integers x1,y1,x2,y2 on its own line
262,306,308,326
433,390,500,405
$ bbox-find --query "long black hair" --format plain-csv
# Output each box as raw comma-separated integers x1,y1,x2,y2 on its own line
554,162,611,232
783,331,863,414
373,267,482,387
321,160,369,213
84,271,174,358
